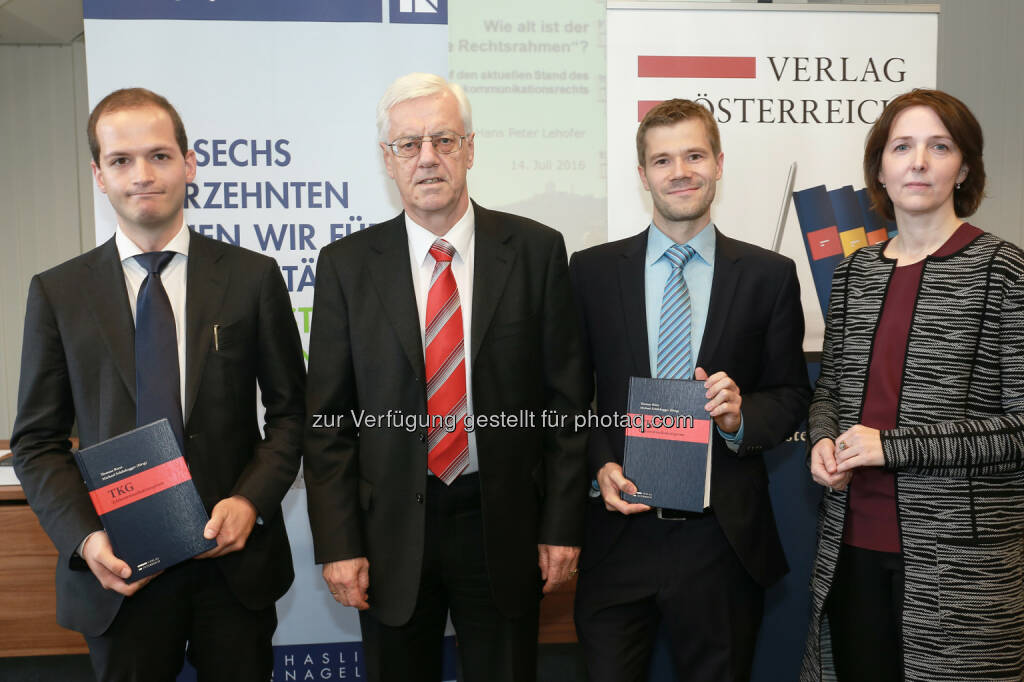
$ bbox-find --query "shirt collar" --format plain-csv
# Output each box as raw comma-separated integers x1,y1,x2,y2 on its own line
646,220,716,268
405,202,476,267
115,222,191,263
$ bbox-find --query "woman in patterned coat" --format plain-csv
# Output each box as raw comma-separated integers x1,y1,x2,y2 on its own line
802,89,1024,681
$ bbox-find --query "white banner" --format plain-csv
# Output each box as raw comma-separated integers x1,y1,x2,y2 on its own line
448,0,607,255
607,3,937,348
84,1,448,679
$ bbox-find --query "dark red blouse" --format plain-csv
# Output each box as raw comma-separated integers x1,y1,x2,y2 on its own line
843,223,981,553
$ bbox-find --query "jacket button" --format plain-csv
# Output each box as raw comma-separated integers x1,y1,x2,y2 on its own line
415,493,424,504
419,432,427,443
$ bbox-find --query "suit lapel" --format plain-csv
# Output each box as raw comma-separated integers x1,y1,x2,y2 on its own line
696,229,741,368
617,230,651,377
184,233,228,424
470,203,515,365
83,238,137,402
368,216,426,378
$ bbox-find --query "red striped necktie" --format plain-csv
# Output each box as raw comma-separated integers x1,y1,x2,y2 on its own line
425,239,469,484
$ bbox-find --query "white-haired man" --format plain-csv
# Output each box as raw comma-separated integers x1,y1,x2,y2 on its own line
304,73,590,682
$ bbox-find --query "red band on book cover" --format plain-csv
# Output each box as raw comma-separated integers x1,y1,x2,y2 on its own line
625,414,711,444
89,457,192,516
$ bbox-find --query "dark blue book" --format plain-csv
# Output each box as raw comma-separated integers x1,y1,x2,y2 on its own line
792,184,843,316
621,377,712,513
73,419,216,582
855,187,898,241
855,187,885,232
829,184,868,256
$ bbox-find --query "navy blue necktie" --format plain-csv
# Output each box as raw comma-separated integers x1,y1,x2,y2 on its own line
134,252,185,451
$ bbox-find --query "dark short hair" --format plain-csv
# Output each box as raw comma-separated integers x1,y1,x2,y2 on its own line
87,88,188,163
864,89,985,219
636,99,721,166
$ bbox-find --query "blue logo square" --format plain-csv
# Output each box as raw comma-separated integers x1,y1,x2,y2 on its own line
390,0,447,25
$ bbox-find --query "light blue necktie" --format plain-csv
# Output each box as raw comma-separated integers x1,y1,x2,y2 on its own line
657,244,697,379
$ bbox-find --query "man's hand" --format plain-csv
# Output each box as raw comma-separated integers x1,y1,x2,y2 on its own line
695,367,742,434
809,438,852,491
596,462,652,515
323,558,370,610
538,544,580,594
196,495,258,559
834,425,884,473
81,531,158,596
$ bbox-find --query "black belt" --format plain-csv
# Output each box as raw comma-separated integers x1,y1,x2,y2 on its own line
656,506,713,521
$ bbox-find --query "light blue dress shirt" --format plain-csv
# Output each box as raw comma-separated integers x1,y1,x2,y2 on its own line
644,222,743,447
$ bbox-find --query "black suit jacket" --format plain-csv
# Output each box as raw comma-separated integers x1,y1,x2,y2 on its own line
304,202,589,626
569,227,809,588
11,232,306,636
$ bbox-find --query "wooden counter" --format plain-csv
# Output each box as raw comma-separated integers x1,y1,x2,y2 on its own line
0,440,576,654
538,575,579,644
0,446,89,656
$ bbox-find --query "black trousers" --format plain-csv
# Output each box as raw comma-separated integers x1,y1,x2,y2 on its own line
826,543,905,681
575,511,764,682
84,558,276,682
359,473,540,682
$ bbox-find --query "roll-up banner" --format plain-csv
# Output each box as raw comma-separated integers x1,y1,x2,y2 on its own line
607,5,935,680
83,1,448,679
607,2,938,349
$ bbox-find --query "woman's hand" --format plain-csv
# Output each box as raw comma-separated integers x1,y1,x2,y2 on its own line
834,425,884,472
810,438,853,491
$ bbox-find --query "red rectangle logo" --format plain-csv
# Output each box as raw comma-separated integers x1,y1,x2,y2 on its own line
638,56,756,79
89,457,193,516
638,100,662,121
625,413,711,444
806,226,843,261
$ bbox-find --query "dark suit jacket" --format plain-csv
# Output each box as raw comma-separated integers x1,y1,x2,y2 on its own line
569,227,810,588
11,231,306,637
304,202,589,626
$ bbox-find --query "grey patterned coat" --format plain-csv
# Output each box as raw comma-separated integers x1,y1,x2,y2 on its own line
801,227,1024,681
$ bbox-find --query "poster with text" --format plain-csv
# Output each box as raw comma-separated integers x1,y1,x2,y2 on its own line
607,3,937,348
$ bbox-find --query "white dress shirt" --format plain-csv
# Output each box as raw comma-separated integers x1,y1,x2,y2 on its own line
405,204,479,475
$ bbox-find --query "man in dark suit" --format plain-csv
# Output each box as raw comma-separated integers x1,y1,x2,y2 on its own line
304,73,589,682
11,88,305,681
570,99,810,681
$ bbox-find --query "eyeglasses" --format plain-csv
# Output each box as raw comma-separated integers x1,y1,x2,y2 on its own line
385,131,467,158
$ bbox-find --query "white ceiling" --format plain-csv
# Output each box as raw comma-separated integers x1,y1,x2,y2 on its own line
0,0,84,44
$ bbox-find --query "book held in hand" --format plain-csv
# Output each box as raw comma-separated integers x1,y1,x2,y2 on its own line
621,377,712,513
73,419,216,582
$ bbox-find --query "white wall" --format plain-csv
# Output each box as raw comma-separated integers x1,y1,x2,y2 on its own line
0,38,93,438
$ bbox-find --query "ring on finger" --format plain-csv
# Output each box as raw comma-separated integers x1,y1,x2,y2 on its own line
837,441,848,451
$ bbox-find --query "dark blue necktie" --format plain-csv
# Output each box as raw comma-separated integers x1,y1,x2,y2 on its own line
134,252,185,451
